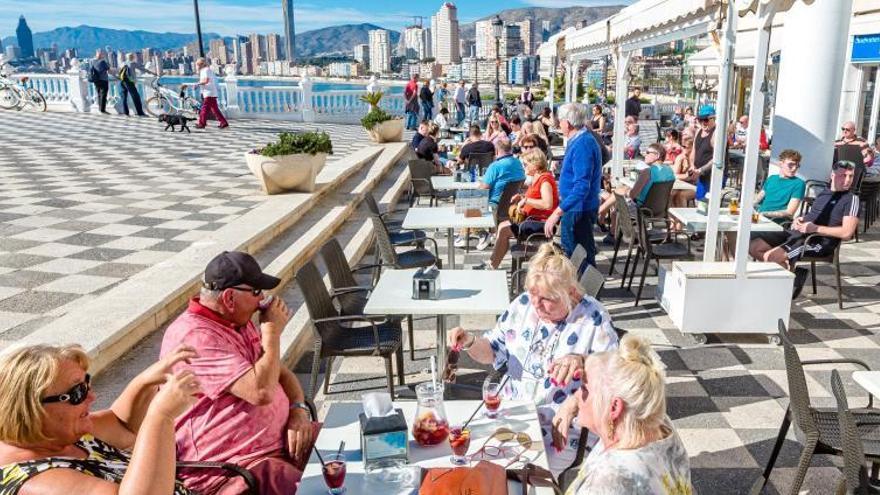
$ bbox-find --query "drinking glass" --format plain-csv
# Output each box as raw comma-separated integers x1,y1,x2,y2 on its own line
448,425,471,465
482,380,503,419
322,453,347,494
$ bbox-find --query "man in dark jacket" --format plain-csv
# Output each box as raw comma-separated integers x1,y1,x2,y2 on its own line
419,80,434,121
625,88,642,120
89,49,111,114
466,82,482,127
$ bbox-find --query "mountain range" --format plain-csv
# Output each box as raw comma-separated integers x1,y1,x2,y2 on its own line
2,5,624,59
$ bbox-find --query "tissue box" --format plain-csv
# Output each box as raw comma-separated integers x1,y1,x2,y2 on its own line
412,267,441,300
696,199,709,216
359,409,409,470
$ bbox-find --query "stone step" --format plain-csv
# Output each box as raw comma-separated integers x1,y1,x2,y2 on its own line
22,144,396,374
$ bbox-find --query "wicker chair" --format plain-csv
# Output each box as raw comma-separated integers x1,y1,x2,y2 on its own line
363,192,439,257
408,159,454,207
797,232,845,309
579,264,606,300
297,260,404,398
831,369,880,495
753,320,880,495
609,192,639,283
363,192,403,232
630,206,689,306
569,244,588,278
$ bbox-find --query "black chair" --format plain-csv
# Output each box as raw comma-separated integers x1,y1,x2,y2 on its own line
797,232,845,309
579,264,606,300
363,192,403,232
630,206,690,306
467,151,495,176
753,320,880,495
493,180,526,226
831,369,880,495
298,260,405,398
363,192,439,257
408,159,454,207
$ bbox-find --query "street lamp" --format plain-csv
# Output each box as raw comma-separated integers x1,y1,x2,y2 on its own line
492,15,503,103
193,0,205,58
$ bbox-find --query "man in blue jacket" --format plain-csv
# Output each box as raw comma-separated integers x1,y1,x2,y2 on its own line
543,103,603,268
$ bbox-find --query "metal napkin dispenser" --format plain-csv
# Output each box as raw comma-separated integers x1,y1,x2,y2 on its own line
358,409,409,470
412,266,441,300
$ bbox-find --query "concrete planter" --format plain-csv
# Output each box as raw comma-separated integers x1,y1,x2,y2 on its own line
366,118,404,143
245,152,327,194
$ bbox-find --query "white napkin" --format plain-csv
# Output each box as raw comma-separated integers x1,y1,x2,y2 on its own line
362,392,396,418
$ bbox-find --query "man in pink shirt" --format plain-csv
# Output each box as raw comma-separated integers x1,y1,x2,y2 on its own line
161,251,314,494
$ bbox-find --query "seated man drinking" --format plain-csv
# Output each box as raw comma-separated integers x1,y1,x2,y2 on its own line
749,160,859,297
161,251,316,494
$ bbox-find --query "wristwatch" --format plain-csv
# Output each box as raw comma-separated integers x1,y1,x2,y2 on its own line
461,333,477,351
289,401,310,417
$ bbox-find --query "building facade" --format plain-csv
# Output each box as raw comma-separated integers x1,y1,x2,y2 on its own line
500,24,523,59
16,16,34,59
508,55,538,86
431,3,461,65
404,26,431,61
209,39,228,66
282,0,295,63
266,33,283,63
368,29,392,74
353,44,369,65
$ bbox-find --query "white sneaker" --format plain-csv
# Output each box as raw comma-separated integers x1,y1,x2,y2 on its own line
454,235,467,248
476,233,492,251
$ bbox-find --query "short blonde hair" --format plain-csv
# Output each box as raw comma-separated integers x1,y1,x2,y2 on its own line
525,243,584,313
520,148,548,173
0,344,90,444
586,335,667,449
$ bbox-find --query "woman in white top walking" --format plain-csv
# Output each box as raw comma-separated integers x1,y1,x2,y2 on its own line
186,58,228,129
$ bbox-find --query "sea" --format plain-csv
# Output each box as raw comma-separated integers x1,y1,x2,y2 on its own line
161,76,405,95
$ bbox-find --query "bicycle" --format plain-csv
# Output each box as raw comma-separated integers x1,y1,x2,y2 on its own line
0,73,47,112
144,77,200,119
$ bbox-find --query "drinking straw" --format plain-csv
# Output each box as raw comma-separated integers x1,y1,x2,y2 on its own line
336,440,345,458
430,356,438,389
462,375,510,430
314,446,326,466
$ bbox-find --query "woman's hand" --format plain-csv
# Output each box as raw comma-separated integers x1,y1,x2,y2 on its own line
551,396,578,451
447,327,473,351
548,354,584,387
138,345,198,387
150,371,202,420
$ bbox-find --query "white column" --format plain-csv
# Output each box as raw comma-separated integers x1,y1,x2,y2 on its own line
770,0,854,182
66,61,90,113
868,70,880,144
611,48,632,180
564,62,573,103
301,73,315,122
548,56,557,105
224,68,241,117
703,0,738,262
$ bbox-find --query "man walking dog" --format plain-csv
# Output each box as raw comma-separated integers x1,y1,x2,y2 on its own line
184,58,228,130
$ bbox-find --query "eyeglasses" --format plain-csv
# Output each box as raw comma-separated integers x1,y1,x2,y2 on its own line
468,428,533,467
646,150,659,156
782,161,800,168
842,127,855,132
41,374,91,405
228,286,263,296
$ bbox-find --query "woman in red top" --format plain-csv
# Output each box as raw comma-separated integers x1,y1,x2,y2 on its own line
663,128,683,164
479,140,559,269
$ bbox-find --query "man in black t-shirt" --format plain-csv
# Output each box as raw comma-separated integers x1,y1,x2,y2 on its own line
454,125,495,165
750,160,859,296
625,88,642,119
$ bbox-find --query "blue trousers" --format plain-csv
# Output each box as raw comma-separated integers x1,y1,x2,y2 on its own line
561,210,597,270
468,105,480,126
405,111,418,130
456,102,465,125
422,102,433,121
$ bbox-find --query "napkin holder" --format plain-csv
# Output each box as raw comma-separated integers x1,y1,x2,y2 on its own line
464,208,483,217
696,199,709,216
412,267,441,300
358,409,409,470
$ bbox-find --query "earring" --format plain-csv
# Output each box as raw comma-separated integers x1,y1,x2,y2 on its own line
608,421,615,439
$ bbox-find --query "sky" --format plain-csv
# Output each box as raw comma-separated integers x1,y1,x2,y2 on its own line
0,0,633,38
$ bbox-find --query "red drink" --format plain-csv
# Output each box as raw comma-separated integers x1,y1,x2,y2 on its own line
413,411,450,446
485,394,502,412
322,454,346,494
449,427,471,460
483,380,503,419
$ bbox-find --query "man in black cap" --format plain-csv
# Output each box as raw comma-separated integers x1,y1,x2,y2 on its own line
160,251,315,494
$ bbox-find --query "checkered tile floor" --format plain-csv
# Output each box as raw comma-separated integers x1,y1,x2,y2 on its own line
309,197,880,495
0,111,372,343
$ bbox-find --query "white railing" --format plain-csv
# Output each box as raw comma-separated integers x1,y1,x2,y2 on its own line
19,74,71,106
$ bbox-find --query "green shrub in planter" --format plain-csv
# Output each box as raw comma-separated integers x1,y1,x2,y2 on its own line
361,108,395,131
257,131,333,157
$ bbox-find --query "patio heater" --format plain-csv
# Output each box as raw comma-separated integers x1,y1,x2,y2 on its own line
492,15,503,103
193,0,205,58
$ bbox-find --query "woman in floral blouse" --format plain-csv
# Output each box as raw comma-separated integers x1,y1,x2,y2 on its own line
448,242,619,475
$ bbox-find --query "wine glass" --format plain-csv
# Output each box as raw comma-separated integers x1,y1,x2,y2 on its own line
482,379,503,419
322,453,347,494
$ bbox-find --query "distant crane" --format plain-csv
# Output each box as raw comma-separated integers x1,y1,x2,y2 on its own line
395,14,426,28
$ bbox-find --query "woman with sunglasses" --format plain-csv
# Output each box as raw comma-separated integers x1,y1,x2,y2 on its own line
449,243,618,476
485,117,509,147
475,147,558,270
563,335,692,494
0,344,202,494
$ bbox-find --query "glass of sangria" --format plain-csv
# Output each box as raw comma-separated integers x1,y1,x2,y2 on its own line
413,382,449,446
483,379,503,419
448,425,471,465
322,453,347,494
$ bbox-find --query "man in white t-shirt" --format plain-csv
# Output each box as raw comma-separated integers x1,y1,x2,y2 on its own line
185,58,228,129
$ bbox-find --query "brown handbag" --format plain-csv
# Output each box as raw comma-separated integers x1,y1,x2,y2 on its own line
508,203,526,224
419,460,507,495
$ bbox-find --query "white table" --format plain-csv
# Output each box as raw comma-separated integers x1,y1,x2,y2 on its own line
402,206,496,269
431,175,483,191
668,207,783,233
617,176,696,192
300,400,552,495
853,371,880,399
363,269,510,369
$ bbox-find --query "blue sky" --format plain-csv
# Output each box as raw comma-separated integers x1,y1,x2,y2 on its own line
1,0,631,38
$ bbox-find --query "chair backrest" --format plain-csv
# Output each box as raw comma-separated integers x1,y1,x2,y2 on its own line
408,159,435,196
494,179,525,225
640,179,674,218
363,193,382,217
777,319,820,440
569,244,587,276
320,238,357,290
296,260,338,331
830,369,871,495
613,192,637,242
368,211,399,267
468,152,495,175
579,264,605,300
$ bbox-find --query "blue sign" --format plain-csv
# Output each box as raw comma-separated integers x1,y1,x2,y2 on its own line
852,34,880,64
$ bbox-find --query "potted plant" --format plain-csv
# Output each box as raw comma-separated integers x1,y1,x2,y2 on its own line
360,91,403,143
245,131,333,194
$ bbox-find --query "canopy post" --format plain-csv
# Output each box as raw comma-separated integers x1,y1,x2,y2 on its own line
611,47,632,181
548,55,557,106
702,0,738,262
564,62,574,103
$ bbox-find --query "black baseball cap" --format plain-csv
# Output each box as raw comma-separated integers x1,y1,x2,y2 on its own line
203,251,280,291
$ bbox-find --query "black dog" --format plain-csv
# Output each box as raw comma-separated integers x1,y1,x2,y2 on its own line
159,113,191,133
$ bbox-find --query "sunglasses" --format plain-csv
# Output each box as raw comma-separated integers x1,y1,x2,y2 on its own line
228,286,263,296
698,118,711,123
841,127,855,132
41,374,91,405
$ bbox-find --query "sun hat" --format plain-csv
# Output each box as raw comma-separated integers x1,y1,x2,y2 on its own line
697,105,716,119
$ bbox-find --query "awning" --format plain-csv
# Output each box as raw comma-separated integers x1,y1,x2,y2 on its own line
687,29,784,67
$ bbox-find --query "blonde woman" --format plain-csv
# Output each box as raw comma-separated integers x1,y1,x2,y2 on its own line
671,128,697,208
485,116,509,146
449,243,619,475
560,335,693,495
0,344,201,494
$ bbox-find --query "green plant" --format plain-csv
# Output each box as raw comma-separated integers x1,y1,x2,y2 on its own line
257,131,333,157
361,108,395,130
359,91,384,110
605,94,616,105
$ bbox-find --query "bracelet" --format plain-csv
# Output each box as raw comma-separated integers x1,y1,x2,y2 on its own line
289,401,310,415
461,333,477,351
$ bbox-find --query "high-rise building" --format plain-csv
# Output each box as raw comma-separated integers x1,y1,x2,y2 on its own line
282,0,295,62
500,24,523,58
16,16,34,59
430,3,460,65
459,39,475,59
231,37,242,67
508,55,538,85
353,44,369,65
404,26,431,61
209,39,228,65
541,21,551,42
266,33,283,62
516,20,533,55
248,33,266,72
241,41,254,75
474,20,492,59
0,38,4,56
5,45,20,61
368,29,391,74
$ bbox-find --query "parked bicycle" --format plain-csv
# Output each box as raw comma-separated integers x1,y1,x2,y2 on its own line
0,73,48,112
144,77,200,119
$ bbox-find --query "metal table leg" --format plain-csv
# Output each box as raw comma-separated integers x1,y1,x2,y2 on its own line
447,227,456,269
437,314,447,372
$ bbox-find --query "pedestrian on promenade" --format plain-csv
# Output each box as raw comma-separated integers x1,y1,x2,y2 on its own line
453,79,467,125
119,53,148,117
419,79,434,121
437,81,449,112
519,85,534,109
404,74,420,130
691,105,717,200
88,49,111,114
543,103,603,270
625,87,642,120
186,58,228,130
467,82,482,127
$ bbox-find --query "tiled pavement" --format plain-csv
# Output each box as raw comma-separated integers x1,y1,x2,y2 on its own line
0,111,372,344
310,200,880,495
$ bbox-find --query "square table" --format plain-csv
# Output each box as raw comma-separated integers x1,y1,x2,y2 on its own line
300,400,552,495
668,207,783,233
363,269,509,369
402,206,496,269
431,175,483,191
853,371,880,399
617,176,696,192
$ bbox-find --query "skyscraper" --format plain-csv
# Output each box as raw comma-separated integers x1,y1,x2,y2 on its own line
209,39,229,65
430,3,460,65
474,20,492,59
266,33,283,62
499,24,523,58
16,16,34,59
516,20,533,55
353,44,369,65
282,0,295,63
404,26,430,61
368,29,391,74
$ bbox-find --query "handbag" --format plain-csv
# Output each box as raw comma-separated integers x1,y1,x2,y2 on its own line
507,463,563,495
419,460,507,495
508,203,526,224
